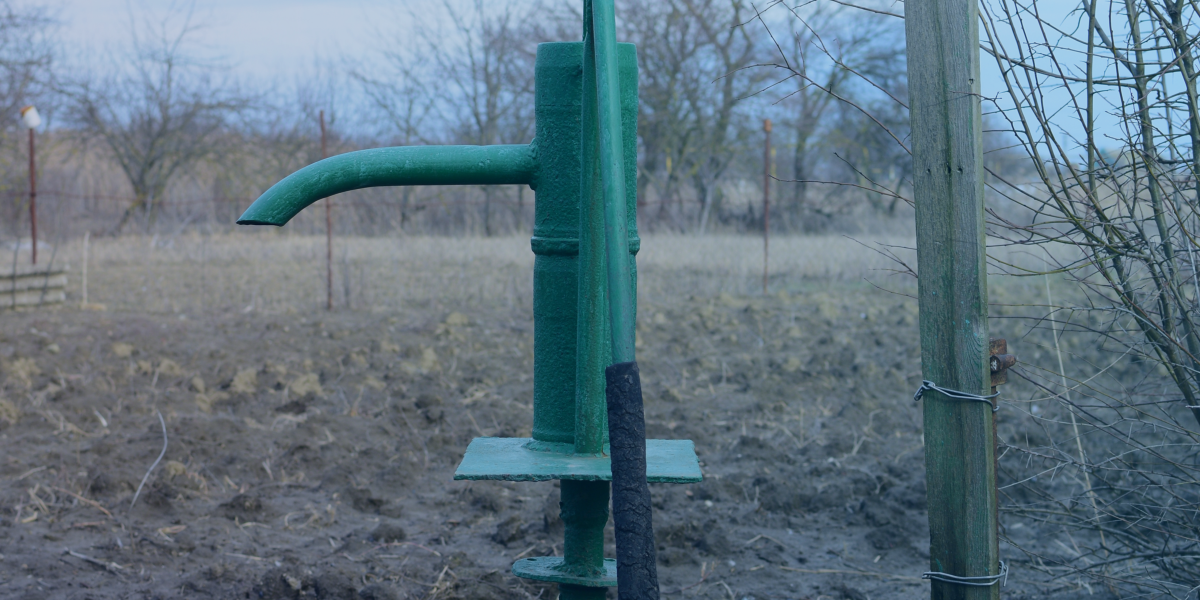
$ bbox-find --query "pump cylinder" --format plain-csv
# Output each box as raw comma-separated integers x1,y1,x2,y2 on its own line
531,42,584,445
531,41,639,447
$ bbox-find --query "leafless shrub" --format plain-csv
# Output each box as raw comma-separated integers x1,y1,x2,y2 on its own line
756,0,1200,595
0,1,56,238
61,3,250,233
978,0,1200,595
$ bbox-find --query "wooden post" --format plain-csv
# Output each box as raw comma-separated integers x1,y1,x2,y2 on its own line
905,0,999,598
82,231,89,308
762,118,771,295
28,127,36,265
321,110,332,312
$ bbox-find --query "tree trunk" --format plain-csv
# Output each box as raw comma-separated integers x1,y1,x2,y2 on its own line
112,192,148,235
401,187,411,231
792,132,810,231
483,185,493,237
697,182,714,235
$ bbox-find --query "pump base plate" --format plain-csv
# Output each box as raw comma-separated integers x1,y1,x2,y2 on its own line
453,437,702,483
512,556,617,587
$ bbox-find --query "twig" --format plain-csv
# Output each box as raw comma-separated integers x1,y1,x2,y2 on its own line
51,486,112,518
225,552,267,561
828,0,903,19
130,410,167,510
717,580,735,600
779,565,920,581
63,548,123,573
743,533,787,548
15,466,47,480
375,541,442,556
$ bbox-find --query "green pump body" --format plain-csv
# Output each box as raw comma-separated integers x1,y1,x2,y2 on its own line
236,30,699,600
530,41,638,448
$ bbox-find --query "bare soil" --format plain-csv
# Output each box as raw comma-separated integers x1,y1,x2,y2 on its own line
0,235,1061,599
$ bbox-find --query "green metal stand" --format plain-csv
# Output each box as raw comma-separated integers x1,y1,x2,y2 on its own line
454,41,698,598
236,18,700,600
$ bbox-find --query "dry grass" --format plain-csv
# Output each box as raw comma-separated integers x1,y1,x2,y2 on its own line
2,232,928,315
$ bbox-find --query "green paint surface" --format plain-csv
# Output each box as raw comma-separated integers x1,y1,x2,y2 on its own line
512,557,617,587
453,437,702,483
590,0,637,364
560,480,609,580
237,144,535,226
531,40,638,447
576,10,609,456
532,42,583,445
235,24,683,600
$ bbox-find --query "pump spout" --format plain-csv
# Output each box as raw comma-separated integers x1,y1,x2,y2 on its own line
237,143,538,226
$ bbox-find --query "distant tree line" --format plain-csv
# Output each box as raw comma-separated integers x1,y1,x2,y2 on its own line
0,0,982,240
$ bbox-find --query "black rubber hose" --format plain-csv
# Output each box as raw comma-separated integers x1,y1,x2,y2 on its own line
605,361,660,600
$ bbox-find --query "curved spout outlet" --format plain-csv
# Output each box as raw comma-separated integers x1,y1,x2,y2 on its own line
238,143,537,226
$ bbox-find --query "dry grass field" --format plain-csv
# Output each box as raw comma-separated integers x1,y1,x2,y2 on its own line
0,234,1097,599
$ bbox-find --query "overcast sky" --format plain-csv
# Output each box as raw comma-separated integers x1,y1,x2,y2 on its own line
55,1,1076,95
57,0,421,80
51,1,1109,155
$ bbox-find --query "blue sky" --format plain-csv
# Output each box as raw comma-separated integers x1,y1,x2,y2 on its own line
53,0,1116,160
56,1,1080,107
58,0,412,80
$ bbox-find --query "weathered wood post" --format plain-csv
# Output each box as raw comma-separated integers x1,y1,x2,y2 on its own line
905,0,1000,599
762,118,771,296
321,110,332,312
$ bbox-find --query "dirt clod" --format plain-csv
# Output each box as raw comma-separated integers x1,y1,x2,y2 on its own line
492,515,526,546
357,583,400,600
275,399,307,414
229,368,258,393
220,493,269,520
369,522,407,543
344,487,385,513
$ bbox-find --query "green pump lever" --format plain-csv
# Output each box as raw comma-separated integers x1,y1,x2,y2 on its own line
237,143,537,226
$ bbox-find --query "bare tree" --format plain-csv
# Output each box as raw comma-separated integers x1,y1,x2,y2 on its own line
63,4,248,233
975,0,1200,594
0,1,56,238
353,0,542,236
622,0,707,231
756,0,1200,594
623,0,767,233
683,0,767,234
427,0,538,236
351,36,436,232
749,1,908,230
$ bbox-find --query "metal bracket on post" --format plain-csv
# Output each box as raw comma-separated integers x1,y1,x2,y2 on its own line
989,338,1016,389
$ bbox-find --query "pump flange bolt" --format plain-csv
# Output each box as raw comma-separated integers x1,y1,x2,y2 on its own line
989,338,1017,387
990,354,1016,373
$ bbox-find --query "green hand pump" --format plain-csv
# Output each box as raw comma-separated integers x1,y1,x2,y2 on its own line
236,2,701,598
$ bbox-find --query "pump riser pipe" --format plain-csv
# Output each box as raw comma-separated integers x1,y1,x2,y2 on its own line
560,481,609,576
591,0,637,365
